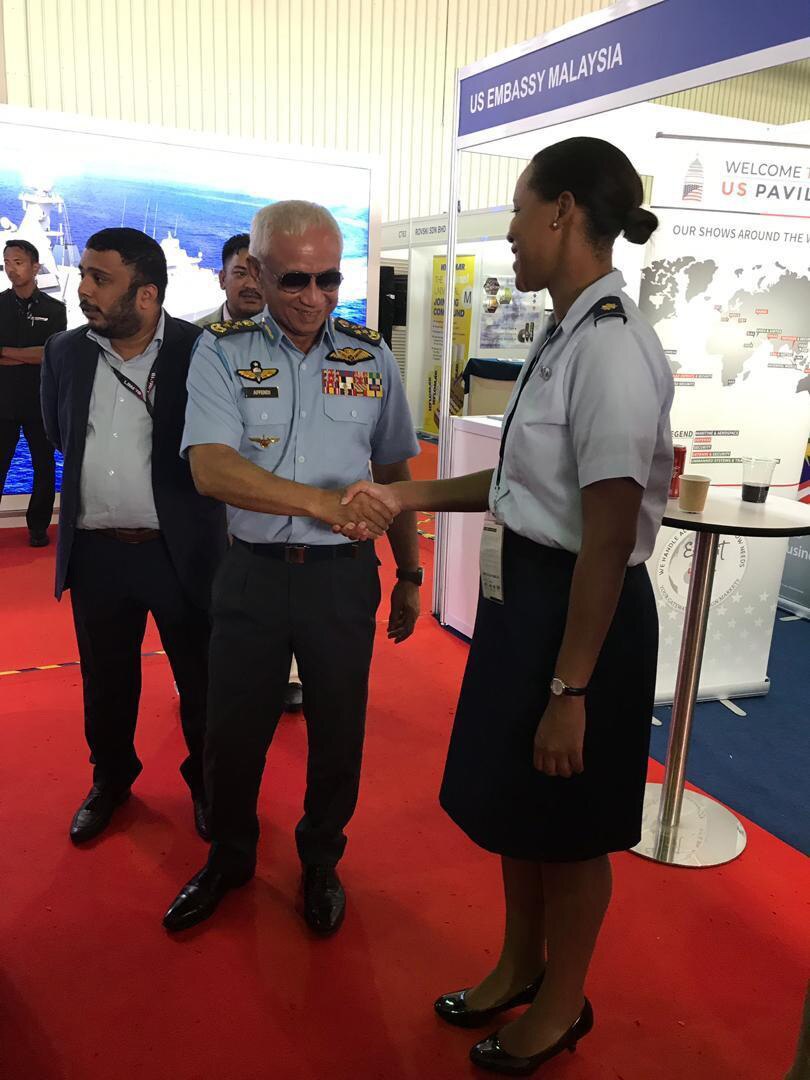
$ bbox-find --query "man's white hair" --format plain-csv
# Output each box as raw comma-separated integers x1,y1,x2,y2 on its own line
250,200,343,261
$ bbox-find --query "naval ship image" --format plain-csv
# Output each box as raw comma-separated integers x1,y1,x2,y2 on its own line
0,182,223,327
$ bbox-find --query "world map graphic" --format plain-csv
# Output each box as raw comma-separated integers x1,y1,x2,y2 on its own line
638,256,810,387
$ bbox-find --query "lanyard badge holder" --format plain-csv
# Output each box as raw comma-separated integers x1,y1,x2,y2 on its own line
481,321,561,606
480,513,505,604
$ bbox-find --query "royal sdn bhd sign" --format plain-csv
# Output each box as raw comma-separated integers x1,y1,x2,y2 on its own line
458,0,810,142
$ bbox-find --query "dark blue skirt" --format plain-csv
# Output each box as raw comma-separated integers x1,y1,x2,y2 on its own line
440,529,658,862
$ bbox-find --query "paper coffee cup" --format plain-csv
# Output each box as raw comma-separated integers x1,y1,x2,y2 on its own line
678,474,711,513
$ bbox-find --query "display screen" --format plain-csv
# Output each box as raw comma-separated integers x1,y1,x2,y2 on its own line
0,110,374,495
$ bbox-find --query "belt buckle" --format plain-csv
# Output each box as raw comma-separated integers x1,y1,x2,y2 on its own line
285,544,308,564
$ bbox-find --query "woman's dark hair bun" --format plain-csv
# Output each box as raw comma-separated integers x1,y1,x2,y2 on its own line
623,206,658,245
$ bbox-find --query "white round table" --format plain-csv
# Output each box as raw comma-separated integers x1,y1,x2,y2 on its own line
633,488,810,868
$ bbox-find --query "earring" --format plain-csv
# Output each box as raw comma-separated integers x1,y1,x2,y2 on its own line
551,220,560,230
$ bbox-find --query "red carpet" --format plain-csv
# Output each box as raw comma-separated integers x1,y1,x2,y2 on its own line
1,434,808,1079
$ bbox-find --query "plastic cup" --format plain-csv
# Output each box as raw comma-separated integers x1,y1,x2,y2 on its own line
678,474,711,514
741,457,779,504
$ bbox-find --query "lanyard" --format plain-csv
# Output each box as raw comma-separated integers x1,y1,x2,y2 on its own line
494,296,623,487
495,319,560,487
102,352,159,419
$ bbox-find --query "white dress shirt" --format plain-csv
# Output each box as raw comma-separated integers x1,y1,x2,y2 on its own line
77,312,165,530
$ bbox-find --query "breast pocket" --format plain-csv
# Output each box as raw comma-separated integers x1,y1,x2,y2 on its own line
518,370,569,429
322,395,378,425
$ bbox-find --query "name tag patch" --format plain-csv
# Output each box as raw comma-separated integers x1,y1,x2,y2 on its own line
322,369,383,398
243,386,279,399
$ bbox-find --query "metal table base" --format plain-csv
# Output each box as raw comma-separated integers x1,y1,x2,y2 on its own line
632,530,747,867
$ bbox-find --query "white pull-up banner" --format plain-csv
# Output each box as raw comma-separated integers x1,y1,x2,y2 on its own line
640,134,810,702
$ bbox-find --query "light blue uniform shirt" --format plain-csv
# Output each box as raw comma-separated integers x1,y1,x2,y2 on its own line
491,270,674,566
181,310,419,544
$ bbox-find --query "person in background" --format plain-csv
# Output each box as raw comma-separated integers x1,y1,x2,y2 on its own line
197,232,303,713
343,137,673,1076
194,232,264,328
40,228,228,847
163,200,420,937
0,239,67,546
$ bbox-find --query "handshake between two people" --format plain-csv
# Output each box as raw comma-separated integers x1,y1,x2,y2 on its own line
325,480,407,541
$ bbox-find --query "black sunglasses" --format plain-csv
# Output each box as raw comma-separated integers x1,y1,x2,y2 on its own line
269,269,343,294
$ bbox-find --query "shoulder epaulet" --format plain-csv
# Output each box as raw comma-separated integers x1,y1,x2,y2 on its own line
333,317,382,346
589,296,627,326
206,319,262,337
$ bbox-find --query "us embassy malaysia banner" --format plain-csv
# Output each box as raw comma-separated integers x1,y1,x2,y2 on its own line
639,135,810,701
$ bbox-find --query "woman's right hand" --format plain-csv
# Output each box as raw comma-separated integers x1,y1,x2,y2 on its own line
317,488,393,539
336,481,404,534
342,480,404,516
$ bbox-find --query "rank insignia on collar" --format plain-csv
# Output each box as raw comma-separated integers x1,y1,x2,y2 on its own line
333,317,382,346
236,361,279,383
326,346,374,366
589,295,627,325
248,435,280,449
207,319,262,336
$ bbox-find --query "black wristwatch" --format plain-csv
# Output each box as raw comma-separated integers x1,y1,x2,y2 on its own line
396,567,424,587
550,676,588,698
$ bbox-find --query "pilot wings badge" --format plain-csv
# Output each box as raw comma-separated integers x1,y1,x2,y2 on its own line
237,361,279,383
326,346,374,366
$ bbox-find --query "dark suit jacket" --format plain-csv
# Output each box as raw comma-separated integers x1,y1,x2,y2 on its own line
41,312,228,606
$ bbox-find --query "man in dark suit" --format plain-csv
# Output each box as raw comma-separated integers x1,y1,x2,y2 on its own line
0,239,67,546
41,228,228,845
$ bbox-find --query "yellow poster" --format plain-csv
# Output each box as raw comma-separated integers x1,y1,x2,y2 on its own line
422,254,475,435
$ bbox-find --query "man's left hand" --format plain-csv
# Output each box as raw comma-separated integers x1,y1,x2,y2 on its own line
388,580,420,643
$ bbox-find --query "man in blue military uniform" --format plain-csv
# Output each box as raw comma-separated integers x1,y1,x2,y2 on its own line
164,200,421,935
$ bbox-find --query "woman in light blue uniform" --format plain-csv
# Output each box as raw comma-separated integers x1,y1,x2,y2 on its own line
344,137,673,1075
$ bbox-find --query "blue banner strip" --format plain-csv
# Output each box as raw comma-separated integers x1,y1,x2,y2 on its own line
459,0,810,138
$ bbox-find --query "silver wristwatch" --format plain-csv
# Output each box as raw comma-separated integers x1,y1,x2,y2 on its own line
550,676,588,698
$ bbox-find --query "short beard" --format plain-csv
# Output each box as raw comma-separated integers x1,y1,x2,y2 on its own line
88,283,143,338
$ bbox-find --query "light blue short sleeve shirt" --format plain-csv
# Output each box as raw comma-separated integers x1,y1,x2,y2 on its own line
182,311,419,544
490,270,674,566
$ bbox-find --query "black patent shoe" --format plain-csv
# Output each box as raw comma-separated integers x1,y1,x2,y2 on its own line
192,795,210,842
434,974,545,1029
69,784,131,844
163,865,251,933
300,865,345,935
470,999,594,1075
284,681,303,714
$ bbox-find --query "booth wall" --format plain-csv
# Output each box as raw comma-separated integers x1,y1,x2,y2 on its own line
0,0,619,223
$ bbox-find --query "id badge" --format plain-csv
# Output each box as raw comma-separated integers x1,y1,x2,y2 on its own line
480,513,505,604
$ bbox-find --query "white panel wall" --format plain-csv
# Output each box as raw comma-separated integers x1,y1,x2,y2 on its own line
0,0,615,221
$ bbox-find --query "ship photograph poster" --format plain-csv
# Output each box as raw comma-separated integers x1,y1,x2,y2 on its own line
0,105,378,499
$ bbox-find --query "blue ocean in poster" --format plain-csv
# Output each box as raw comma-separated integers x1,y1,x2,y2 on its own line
1,168,371,496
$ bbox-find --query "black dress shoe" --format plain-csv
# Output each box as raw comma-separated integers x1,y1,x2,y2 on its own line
192,795,210,842
301,865,345,935
29,531,49,548
435,974,544,1029
470,999,594,1076
69,785,131,844
284,681,303,713
163,865,251,932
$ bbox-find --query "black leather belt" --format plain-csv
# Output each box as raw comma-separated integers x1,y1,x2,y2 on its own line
91,528,161,544
234,537,366,563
